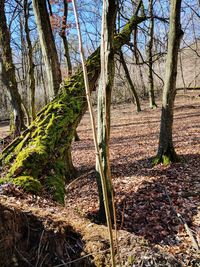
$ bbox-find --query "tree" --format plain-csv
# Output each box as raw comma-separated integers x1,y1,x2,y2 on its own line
119,51,141,112
147,0,157,108
0,13,146,204
96,0,117,221
154,0,183,164
0,0,26,136
59,0,73,76
24,0,36,121
32,0,62,98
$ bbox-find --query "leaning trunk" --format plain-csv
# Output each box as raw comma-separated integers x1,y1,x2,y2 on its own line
0,14,146,204
155,0,183,165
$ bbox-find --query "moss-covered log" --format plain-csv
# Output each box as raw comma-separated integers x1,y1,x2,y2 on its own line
0,15,146,203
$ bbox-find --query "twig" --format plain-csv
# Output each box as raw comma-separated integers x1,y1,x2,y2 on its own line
120,199,126,230
39,253,49,267
35,230,45,267
163,187,200,251
53,248,110,267
65,170,95,192
14,246,33,266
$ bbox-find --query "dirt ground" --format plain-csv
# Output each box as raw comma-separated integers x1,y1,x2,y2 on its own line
0,94,200,265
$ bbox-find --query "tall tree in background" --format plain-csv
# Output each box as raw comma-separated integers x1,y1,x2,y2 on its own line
32,0,62,98
24,0,36,121
147,0,157,108
119,51,141,112
0,0,26,136
60,0,72,76
155,0,183,164
96,0,117,220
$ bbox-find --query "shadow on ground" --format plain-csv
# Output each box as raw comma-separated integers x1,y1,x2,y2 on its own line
86,154,200,245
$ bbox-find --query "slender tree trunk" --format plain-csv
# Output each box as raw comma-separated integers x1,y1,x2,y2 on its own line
24,0,36,121
96,0,117,221
179,52,186,92
147,0,157,108
59,0,80,141
0,14,146,204
155,0,183,165
40,54,49,105
32,0,62,98
19,14,29,104
60,0,72,76
0,0,26,136
120,51,141,112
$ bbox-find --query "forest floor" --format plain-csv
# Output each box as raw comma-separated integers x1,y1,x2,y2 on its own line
0,94,200,266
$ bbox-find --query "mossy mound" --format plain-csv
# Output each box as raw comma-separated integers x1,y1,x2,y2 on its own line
12,176,42,194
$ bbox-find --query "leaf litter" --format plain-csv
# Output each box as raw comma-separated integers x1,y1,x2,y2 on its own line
0,96,200,266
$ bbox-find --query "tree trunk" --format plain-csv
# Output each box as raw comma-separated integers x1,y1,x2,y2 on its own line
24,0,36,121
32,0,62,98
155,0,183,165
0,0,26,136
96,0,117,222
60,0,72,76
147,0,157,109
0,14,146,204
120,51,141,112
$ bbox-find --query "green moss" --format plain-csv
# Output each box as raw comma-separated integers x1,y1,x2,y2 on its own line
152,155,161,165
153,152,180,166
14,132,30,154
4,153,14,165
45,160,67,204
13,176,42,193
46,174,65,204
9,144,47,177
0,177,10,185
153,155,170,165
162,155,171,166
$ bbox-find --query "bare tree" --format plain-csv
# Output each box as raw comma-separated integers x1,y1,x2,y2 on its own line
155,0,183,164
59,0,72,76
24,0,36,121
32,0,62,98
0,0,26,136
147,0,157,108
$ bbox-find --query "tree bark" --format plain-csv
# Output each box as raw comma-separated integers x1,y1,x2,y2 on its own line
24,0,36,121
120,51,141,112
0,14,146,203
96,0,117,222
0,0,26,136
147,0,157,108
60,0,72,76
32,0,62,98
155,0,183,165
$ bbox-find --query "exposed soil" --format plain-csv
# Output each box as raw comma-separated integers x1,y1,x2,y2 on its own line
0,94,200,266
